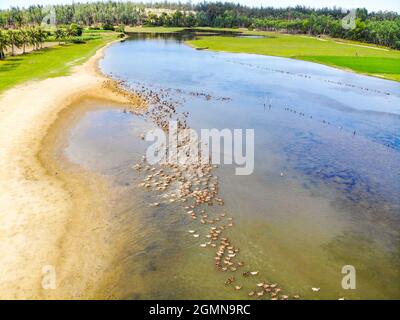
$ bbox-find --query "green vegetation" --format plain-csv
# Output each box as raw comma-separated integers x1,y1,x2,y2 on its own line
0,27,49,59
125,26,185,33
0,32,119,93
0,1,398,86
1,2,400,49
0,24,91,60
252,14,400,50
124,26,243,34
187,32,400,82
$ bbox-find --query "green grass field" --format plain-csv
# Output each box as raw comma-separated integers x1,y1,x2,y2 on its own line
0,32,120,93
187,31,400,82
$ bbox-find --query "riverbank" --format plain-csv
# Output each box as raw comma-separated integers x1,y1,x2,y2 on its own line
0,32,121,93
185,30,400,82
0,37,143,299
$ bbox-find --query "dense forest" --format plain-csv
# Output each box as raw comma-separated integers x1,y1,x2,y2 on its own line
0,1,399,49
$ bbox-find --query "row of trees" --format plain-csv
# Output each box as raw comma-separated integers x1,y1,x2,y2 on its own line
0,27,47,59
53,24,84,45
0,24,84,60
253,15,400,49
0,2,399,49
1,2,399,27
142,6,400,48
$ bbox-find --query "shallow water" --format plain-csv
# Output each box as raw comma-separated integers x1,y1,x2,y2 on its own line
62,33,399,299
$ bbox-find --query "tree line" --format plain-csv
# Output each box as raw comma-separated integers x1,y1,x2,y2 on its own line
0,27,48,59
0,1,399,49
0,24,88,60
253,14,400,49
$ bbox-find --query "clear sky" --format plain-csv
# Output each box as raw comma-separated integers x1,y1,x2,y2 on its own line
1,0,399,13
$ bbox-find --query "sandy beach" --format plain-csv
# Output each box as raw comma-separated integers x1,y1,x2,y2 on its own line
0,39,143,299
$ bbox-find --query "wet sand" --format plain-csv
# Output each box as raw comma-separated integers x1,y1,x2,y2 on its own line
0,39,143,299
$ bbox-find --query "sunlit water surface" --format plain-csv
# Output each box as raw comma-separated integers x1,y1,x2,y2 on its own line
60,33,400,299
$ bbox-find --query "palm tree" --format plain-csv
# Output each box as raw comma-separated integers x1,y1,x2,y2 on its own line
36,28,47,49
20,29,30,54
27,28,39,51
7,29,22,56
55,28,65,45
0,30,9,60
65,27,76,42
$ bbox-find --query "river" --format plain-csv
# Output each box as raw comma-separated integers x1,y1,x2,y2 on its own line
57,32,400,299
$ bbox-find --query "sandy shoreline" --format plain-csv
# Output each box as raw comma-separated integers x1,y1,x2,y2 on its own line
0,38,142,299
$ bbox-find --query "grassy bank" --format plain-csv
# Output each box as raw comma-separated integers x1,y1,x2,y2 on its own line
125,26,185,33
124,26,243,34
186,31,400,82
0,32,120,93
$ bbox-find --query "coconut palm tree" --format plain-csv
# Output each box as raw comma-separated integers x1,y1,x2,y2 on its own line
7,29,22,56
36,28,47,49
65,26,76,42
55,28,65,45
0,30,9,60
20,28,30,54
27,28,39,51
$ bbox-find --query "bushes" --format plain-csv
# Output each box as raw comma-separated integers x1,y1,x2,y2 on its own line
101,23,115,31
115,25,125,33
69,23,83,37
52,26,101,45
